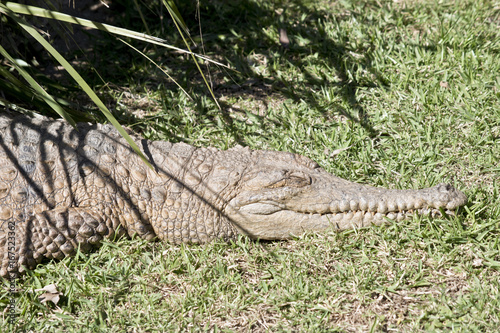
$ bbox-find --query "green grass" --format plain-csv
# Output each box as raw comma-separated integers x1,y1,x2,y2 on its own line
2,0,500,331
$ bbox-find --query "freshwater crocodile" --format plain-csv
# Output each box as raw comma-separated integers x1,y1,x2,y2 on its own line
0,113,467,277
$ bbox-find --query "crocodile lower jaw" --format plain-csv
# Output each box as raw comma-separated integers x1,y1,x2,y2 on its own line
227,207,459,240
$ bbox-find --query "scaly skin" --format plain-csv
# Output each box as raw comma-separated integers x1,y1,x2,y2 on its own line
0,113,467,277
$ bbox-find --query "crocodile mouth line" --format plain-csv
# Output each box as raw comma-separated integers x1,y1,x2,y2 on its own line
294,207,457,221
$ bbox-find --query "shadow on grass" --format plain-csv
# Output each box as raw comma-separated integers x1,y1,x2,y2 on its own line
2,0,399,139
174,0,385,138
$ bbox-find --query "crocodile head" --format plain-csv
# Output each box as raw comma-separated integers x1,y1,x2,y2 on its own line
224,151,467,239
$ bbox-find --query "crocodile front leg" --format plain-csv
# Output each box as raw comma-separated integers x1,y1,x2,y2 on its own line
0,207,127,277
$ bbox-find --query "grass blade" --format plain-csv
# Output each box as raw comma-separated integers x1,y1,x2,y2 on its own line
161,0,221,110
0,3,153,169
0,44,76,127
4,1,229,68
118,38,193,101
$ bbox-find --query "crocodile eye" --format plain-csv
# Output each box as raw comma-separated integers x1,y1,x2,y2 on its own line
266,171,311,188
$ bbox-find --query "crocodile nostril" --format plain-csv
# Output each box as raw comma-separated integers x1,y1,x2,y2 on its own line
438,183,453,193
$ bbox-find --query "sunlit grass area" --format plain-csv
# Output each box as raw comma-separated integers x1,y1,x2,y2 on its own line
1,0,499,331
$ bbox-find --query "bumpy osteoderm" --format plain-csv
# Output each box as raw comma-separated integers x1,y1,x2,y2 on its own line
0,113,467,277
